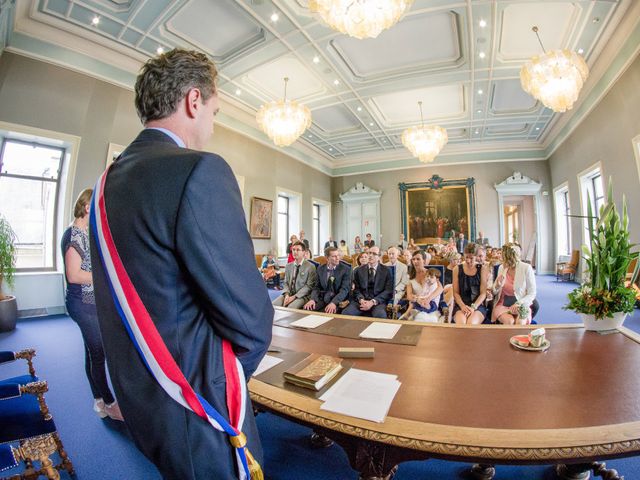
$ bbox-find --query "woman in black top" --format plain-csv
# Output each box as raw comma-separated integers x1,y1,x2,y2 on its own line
452,244,488,324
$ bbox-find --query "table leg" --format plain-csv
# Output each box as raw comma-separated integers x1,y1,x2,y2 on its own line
556,462,623,480
470,463,495,480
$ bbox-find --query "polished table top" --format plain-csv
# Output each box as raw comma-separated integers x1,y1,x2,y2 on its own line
249,308,640,462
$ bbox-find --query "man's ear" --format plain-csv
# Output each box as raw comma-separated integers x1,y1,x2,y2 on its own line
185,88,202,118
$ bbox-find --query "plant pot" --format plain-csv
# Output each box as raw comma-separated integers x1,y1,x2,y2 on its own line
0,295,17,332
580,311,627,332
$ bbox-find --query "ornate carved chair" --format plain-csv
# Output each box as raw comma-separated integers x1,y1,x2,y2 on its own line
0,349,74,479
556,250,579,281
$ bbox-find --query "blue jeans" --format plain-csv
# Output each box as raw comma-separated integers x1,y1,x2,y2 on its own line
66,296,115,404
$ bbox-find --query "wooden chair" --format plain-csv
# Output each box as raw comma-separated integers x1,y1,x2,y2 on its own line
0,349,74,479
556,250,579,281
313,256,327,266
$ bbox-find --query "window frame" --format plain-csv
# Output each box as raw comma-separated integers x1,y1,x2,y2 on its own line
277,194,289,258
0,137,66,273
553,182,571,258
312,203,320,256
577,162,604,249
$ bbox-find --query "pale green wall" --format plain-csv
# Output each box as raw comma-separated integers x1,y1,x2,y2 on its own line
548,52,640,258
332,160,555,272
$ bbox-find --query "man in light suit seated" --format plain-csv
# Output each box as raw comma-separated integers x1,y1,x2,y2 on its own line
343,246,394,318
384,246,408,305
272,241,317,310
303,246,350,314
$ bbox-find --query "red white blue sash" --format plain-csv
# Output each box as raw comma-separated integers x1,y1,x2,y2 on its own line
90,167,256,480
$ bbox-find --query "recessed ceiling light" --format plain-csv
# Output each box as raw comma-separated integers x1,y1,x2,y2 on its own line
577,48,584,55
333,79,340,85
477,89,483,95
270,12,279,22
91,15,100,26
357,106,362,112
235,88,242,95
156,46,164,55
479,19,487,28
312,56,320,64
475,130,480,134
329,147,333,151
592,17,600,23
308,134,313,138
477,109,482,113
478,51,486,59
369,122,374,126
535,127,540,130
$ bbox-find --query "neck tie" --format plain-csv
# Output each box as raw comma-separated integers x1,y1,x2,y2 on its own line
291,264,300,293
368,267,375,293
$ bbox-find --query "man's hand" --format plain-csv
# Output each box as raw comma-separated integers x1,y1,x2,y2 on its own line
360,300,374,311
324,302,337,314
283,295,295,307
303,299,316,310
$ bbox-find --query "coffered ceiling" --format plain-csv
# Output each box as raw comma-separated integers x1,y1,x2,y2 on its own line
0,0,638,176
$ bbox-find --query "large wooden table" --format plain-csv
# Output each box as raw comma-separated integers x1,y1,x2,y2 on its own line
249,308,640,479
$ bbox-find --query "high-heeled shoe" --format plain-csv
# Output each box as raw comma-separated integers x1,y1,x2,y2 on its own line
104,401,124,421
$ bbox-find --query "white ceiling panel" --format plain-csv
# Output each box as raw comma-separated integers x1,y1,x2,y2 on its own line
498,2,579,60
491,80,538,113
312,105,360,133
330,11,460,77
166,0,262,57
369,84,465,126
242,56,325,101
487,124,529,135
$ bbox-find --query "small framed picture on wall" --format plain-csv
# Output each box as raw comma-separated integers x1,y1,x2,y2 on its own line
249,197,273,239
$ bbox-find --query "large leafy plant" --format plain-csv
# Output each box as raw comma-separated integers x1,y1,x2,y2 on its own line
565,178,639,318
0,215,17,300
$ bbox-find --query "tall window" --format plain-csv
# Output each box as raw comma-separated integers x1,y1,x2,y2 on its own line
312,203,320,256
579,165,603,247
0,139,64,270
554,185,571,257
277,195,289,257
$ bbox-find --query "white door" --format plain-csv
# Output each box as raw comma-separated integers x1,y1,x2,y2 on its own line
362,202,377,243
347,202,362,246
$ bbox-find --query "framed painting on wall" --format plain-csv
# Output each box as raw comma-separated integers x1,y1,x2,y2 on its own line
249,197,273,239
399,175,477,246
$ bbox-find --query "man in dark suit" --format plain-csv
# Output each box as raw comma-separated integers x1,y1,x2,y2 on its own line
304,246,350,314
90,49,272,480
343,246,393,318
364,232,375,248
456,232,468,253
324,236,338,249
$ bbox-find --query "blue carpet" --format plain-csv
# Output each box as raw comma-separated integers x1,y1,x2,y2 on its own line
1,275,639,479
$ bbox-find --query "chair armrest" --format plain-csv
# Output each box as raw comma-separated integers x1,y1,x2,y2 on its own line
0,383,21,401
0,349,37,377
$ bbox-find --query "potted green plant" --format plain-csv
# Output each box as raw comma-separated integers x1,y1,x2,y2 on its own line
0,215,18,332
565,178,639,331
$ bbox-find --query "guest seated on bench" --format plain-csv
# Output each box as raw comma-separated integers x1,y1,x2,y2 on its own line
303,247,350,314
453,244,488,325
384,246,408,306
261,249,281,290
491,243,536,325
272,241,317,310
401,251,444,323
343,246,394,319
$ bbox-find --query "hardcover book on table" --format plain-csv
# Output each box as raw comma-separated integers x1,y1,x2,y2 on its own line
283,354,343,391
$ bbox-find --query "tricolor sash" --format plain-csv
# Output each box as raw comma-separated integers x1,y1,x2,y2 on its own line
90,166,261,480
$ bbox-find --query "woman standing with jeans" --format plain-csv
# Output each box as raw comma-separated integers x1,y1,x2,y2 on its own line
61,188,123,421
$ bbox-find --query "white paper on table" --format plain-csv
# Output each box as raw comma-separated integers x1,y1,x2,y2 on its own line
358,322,401,339
273,310,294,321
319,368,401,423
253,355,283,377
289,314,333,329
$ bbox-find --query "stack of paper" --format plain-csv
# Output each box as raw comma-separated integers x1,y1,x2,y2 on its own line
319,369,401,423
289,314,333,329
358,322,401,339
253,355,283,376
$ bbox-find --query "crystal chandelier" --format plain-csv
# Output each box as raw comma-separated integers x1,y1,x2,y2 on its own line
401,101,448,163
309,0,413,39
256,77,312,147
520,26,589,113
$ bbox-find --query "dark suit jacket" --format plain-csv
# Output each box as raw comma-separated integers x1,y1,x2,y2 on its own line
311,262,350,306
90,129,273,480
456,238,468,253
324,240,338,249
364,239,375,247
351,263,394,305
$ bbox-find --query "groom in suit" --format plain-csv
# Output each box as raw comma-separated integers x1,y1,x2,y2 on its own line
304,246,350,314
90,49,273,480
272,241,317,309
343,246,394,318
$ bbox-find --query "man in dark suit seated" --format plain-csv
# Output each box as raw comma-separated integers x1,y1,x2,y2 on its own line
364,232,375,248
324,236,338,249
303,246,350,314
343,246,393,318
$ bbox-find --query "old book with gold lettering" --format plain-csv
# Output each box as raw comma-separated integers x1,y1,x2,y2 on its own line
283,354,343,391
